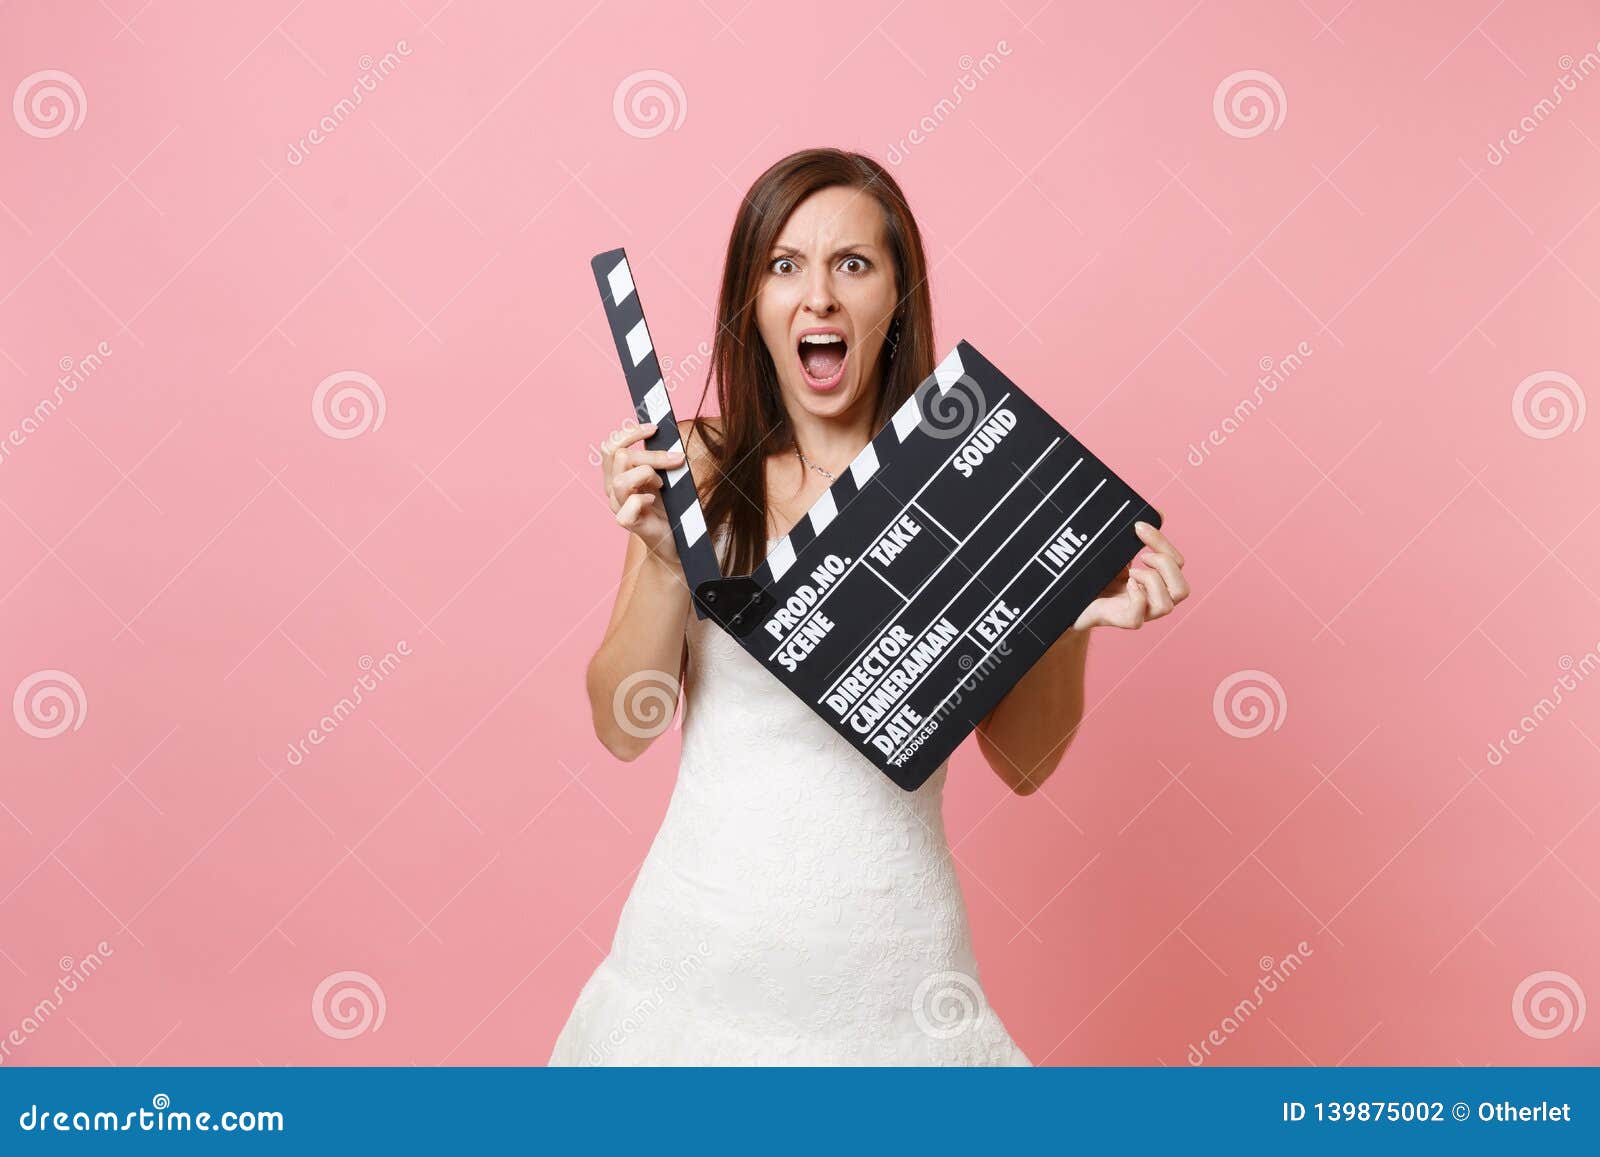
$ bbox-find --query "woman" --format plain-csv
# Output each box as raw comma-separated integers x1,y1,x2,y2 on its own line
550,148,1189,1065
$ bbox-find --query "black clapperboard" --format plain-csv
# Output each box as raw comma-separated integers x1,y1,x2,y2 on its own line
592,248,1160,791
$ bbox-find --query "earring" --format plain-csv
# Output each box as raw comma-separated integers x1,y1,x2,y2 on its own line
886,314,901,355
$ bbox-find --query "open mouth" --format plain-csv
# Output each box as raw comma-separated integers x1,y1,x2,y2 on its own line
798,332,848,391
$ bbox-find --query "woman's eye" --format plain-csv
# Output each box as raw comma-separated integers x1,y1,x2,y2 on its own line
771,258,797,275
840,256,868,274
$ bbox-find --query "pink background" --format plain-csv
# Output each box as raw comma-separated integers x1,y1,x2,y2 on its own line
3,0,1597,1066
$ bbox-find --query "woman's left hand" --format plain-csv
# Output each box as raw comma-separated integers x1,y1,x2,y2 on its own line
1074,520,1190,631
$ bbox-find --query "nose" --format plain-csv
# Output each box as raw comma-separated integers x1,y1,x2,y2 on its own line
801,264,837,316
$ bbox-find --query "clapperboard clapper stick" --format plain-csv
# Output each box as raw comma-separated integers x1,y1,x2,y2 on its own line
592,247,1161,792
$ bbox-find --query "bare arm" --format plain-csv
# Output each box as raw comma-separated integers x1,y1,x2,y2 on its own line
977,521,1190,793
585,421,697,760
587,532,693,760
976,626,1091,794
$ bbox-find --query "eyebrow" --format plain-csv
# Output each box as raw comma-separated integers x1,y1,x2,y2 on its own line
769,241,878,258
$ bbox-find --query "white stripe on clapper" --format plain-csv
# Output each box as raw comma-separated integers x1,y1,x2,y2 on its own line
808,489,837,534
892,395,922,441
626,319,652,367
679,502,706,547
642,380,669,423
607,259,635,306
934,346,964,393
849,442,878,486
665,438,687,486
767,536,797,580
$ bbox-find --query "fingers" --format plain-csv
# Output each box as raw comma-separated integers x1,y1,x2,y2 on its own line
608,442,684,485
1135,520,1184,567
1098,563,1130,599
1136,550,1190,605
600,422,657,460
612,464,665,502
1081,523,1191,632
1118,571,1148,628
600,421,686,512
600,424,688,472
601,423,654,507
623,448,688,471
614,491,656,528
1129,566,1173,619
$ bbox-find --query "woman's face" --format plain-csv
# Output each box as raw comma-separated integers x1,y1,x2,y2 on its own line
755,185,900,427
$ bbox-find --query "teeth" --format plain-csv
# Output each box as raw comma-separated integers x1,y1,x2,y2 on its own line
800,333,844,344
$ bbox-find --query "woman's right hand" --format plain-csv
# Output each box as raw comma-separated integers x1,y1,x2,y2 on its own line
601,422,685,561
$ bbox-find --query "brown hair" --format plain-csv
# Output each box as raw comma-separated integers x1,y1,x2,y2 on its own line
687,148,935,577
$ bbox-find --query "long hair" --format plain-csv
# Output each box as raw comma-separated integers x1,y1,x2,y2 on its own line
688,148,935,577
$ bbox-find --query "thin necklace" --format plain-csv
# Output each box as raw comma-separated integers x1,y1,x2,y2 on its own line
795,445,835,481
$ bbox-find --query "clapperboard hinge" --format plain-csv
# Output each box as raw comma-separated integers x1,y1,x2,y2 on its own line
693,576,771,636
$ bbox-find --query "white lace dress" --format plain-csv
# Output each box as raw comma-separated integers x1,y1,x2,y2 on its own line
548,556,1031,1066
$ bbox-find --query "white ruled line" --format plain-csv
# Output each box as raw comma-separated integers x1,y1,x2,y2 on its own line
764,392,1014,661
887,498,1130,762
822,448,1083,712
909,500,958,543
862,560,909,602
851,475,1105,741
